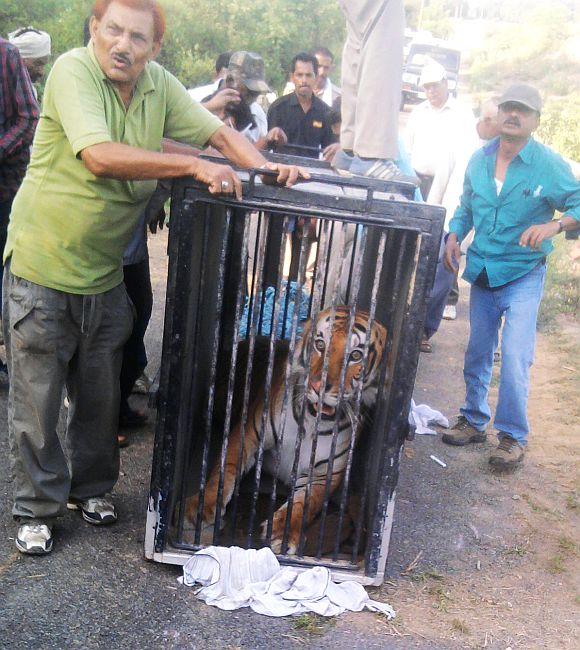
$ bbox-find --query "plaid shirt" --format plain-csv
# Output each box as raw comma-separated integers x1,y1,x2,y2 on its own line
0,37,39,202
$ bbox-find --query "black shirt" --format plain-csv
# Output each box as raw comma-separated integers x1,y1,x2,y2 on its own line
267,92,337,158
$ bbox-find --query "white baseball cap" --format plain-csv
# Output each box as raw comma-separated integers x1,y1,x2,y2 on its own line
419,60,446,87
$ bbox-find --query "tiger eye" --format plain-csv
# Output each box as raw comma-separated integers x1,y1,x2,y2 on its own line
350,350,363,362
314,339,325,352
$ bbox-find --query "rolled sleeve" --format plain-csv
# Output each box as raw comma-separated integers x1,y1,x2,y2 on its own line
46,56,112,156
162,70,223,147
548,156,580,222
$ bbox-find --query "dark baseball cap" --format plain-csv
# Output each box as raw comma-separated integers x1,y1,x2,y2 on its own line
498,84,542,113
228,51,270,93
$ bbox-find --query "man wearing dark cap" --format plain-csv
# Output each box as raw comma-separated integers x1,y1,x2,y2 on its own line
207,51,271,146
443,84,580,469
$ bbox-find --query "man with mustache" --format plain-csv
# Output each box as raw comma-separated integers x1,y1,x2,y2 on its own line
267,52,337,159
442,84,580,469
4,0,306,556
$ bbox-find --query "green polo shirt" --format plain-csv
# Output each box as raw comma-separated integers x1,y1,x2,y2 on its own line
5,43,222,294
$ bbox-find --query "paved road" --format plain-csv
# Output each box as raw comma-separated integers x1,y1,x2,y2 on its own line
0,215,473,649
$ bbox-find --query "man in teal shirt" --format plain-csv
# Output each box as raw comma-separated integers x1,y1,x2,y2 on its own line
442,84,580,469
5,0,306,555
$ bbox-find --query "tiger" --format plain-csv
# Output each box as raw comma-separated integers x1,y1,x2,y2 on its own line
184,305,389,555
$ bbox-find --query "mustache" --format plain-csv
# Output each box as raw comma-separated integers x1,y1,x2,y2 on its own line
504,118,521,126
112,52,131,65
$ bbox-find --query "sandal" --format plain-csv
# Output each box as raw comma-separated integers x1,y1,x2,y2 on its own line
420,338,432,353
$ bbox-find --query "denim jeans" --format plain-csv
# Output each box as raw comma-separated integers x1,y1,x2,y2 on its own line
461,263,546,445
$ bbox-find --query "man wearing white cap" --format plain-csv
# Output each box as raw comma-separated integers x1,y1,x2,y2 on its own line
8,27,52,92
405,59,478,201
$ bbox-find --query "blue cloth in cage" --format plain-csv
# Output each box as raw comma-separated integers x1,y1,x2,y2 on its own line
239,281,311,339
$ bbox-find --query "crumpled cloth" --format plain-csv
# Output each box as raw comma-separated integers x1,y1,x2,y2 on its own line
408,399,449,435
179,546,395,619
239,281,310,339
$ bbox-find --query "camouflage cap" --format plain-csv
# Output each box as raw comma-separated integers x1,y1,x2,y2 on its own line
227,51,270,93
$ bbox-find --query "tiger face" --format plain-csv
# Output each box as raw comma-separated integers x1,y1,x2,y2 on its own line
296,306,387,420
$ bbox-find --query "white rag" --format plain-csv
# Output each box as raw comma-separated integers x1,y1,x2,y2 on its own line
8,27,51,59
408,399,449,435
179,546,395,619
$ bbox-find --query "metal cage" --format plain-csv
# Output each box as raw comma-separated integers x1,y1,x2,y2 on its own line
145,168,444,585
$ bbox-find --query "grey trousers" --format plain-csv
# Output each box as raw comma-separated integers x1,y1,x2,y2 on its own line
3,264,134,522
339,0,404,159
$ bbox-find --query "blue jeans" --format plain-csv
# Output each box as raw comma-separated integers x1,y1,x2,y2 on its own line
461,263,546,445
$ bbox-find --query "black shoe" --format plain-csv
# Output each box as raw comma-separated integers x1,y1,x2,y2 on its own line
119,406,148,428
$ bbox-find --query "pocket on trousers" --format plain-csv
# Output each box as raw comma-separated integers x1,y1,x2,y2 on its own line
9,294,58,354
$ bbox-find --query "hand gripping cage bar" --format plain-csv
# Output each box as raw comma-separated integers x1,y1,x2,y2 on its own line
145,167,444,585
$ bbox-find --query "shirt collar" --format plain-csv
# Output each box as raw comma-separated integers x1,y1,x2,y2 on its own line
425,94,455,113
86,40,155,98
517,137,535,165
484,136,535,165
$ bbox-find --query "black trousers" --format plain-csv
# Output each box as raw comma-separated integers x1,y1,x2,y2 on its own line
120,258,153,410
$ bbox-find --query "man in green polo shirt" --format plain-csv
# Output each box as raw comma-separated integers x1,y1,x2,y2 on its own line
5,0,306,555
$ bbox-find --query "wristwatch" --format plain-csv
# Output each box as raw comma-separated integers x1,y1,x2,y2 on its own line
556,218,564,234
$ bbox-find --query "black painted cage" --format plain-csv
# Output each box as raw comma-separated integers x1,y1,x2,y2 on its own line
145,163,444,585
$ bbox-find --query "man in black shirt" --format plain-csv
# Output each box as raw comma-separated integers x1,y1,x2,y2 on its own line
268,53,337,158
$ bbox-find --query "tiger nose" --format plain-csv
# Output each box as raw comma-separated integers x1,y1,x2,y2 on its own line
309,378,322,393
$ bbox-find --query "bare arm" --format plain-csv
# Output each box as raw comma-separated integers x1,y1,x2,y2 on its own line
80,137,243,198
209,126,309,187
208,125,267,169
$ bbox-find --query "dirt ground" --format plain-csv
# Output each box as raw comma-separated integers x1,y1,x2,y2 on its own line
1,225,578,650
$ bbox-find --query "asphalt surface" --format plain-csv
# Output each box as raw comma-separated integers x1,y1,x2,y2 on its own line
0,230,478,650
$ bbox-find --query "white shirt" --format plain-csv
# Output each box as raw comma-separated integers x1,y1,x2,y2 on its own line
405,96,478,177
318,78,340,107
188,80,220,102
240,102,268,144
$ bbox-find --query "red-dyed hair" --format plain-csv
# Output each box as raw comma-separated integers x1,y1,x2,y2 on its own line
92,0,166,42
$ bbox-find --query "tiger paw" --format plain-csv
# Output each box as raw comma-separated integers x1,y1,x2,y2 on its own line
263,510,299,555
184,494,215,526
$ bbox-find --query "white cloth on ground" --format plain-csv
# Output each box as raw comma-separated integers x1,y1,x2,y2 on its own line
409,399,449,435
179,546,395,619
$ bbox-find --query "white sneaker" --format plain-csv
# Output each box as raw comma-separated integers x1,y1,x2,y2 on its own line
16,522,53,555
67,496,117,525
443,305,457,320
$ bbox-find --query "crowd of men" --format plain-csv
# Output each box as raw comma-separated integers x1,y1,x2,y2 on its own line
1,0,578,556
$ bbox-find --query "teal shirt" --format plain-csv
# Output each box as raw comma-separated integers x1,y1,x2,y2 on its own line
449,137,580,287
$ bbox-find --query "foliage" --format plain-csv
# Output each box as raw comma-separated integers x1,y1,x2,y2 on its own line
1,0,344,92
468,3,578,97
421,0,454,39
536,93,580,162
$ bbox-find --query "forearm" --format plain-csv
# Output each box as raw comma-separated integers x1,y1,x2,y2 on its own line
208,125,267,169
81,141,204,180
161,138,201,156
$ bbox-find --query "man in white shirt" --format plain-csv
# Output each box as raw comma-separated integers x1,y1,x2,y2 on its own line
428,98,500,319
312,46,341,107
405,60,479,201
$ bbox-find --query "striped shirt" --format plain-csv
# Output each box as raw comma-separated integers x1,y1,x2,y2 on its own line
0,37,39,202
